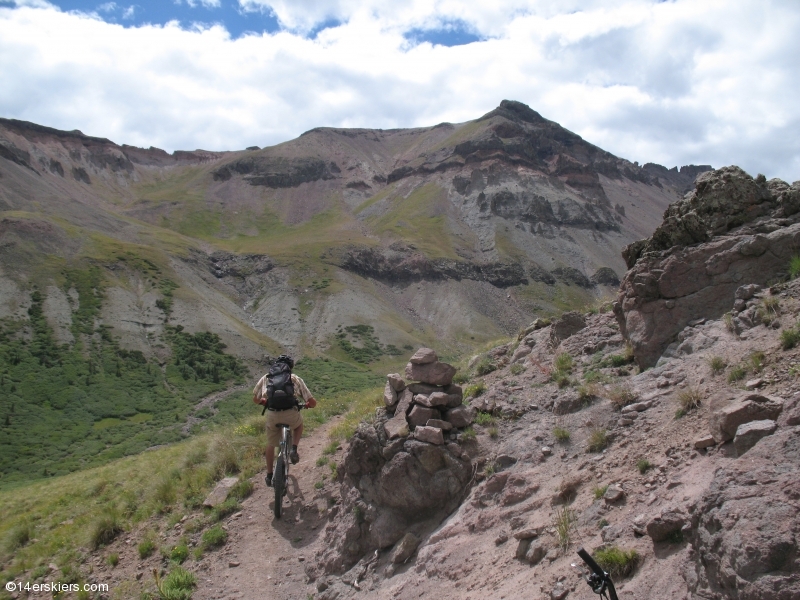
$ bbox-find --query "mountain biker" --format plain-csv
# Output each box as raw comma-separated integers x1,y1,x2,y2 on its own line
252,354,317,488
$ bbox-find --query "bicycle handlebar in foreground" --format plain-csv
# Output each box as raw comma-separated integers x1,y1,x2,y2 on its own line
576,548,619,600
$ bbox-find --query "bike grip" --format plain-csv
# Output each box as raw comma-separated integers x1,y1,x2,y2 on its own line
577,548,606,578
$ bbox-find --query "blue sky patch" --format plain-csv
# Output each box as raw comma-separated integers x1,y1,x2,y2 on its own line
404,20,483,47
15,1,281,38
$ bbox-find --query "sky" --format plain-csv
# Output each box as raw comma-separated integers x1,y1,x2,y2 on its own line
0,0,799,182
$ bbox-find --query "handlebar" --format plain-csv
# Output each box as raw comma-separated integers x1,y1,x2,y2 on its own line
577,548,605,578
576,548,619,600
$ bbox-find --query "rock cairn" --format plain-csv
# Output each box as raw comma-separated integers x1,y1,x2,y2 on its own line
382,348,475,445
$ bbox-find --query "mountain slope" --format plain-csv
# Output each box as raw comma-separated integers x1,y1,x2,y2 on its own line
0,102,710,480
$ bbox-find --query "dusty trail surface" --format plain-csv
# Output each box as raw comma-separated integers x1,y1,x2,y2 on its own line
193,417,341,600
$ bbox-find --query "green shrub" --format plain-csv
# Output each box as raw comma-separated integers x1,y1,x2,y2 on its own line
229,479,253,501
323,440,339,455
593,546,640,578
587,428,608,453
211,498,240,522
637,458,652,474
781,328,800,350
554,506,576,551
790,255,800,279
475,357,497,376
708,356,727,374
314,480,324,490
460,427,476,442
89,509,123,550
598,518,609,529
728,364,747,383
157,566,196,600
5,522,33,551
553,426,570,442
554,352,574,372
677,388,702,413
106,553,119,567
509,363,525,375
316,456,329,467
749,350,766,373
758,297,781,325
138,537,156,559
723,312,735,333
608,385,636,410
201,525,228,549
170,544,189,564
475,412,495,426
552,371,572,388
464,381,487,398
578,383,599,403
483,463,495,476
593,485,609,500
488,426,499,438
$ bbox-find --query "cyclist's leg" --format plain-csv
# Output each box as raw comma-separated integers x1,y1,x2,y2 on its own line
265,445,275,473
292,422,303,446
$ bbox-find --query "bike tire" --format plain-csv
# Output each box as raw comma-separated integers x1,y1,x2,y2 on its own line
273,456,286,519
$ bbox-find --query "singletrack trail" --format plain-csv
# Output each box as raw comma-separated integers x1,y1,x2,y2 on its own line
193,415,343,600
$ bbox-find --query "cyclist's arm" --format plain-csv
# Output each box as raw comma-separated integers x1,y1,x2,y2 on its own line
291,375,316,407
252,375,267,405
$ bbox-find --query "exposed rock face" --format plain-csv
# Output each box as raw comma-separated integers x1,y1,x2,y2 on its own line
615,166,800,367
212,155,340,188
332,245,529,288
733,419,778,456
685,428,800,599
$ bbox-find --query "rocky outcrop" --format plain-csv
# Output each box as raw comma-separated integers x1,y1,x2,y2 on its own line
685,427,800,599
615,166,800,367
314,349,474,576
329,245,528,288
212,155,340,188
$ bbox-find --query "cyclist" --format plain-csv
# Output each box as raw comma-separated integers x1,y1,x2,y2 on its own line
252,355,317,487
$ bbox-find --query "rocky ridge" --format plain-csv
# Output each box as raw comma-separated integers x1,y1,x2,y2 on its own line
616,166,800,367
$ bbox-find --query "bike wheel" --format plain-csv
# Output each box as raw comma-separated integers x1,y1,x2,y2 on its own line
273,456,285,519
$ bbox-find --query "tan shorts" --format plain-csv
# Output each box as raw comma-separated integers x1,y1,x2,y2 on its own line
265,407,303,447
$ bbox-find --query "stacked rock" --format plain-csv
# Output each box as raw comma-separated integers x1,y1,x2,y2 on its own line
383,348,476,445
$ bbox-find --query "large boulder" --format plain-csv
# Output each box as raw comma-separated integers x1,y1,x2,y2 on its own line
709,394,783,443
405,360,457,386
685,428,800,599
407,405,441,429
614,167,800,368
409,348,438,364
445,405,476,429
646,509,686,542
549,311,587,346
383,381,398,408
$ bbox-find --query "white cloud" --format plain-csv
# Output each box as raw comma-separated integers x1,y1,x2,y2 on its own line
0,0,798,181
97,2,117,13
177,0,222,8
122,5,135,19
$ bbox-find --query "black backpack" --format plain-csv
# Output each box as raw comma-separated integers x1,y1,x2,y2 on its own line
264,361,296,410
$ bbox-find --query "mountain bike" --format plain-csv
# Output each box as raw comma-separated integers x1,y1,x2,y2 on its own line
577,547,619,600
271,404,306,519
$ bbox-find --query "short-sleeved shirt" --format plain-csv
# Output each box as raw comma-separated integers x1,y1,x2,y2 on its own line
253,373,313,404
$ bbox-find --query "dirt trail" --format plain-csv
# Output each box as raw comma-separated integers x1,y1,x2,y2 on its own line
193,416,343,600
